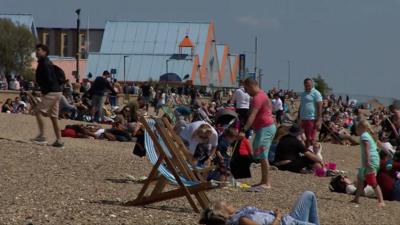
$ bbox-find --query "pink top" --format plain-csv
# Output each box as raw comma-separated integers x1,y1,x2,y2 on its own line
251,90,274,130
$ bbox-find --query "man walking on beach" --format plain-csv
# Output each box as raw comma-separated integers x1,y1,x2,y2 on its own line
89,70,116,122
299,78,323,148
31,44,64,148
242,78,276,190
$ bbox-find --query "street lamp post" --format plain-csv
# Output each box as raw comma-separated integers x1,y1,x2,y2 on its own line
258,68,263,89
287,60,291,90
123,55,128,85
254,36,258,81
75,9,81,83
166,59,170,73
243,37,260,86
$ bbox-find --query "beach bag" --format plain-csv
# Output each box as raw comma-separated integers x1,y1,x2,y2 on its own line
230,138,252,179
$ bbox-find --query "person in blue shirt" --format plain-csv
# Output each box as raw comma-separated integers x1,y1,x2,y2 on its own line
199,191,320,225
298,78,323,148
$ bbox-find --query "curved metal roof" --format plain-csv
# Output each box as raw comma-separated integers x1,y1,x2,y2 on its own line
100,20,209,60
87,20,212,85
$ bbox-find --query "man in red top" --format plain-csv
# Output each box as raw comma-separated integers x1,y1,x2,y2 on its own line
242,78,276,190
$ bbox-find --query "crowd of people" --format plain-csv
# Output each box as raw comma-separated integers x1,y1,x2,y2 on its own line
3,43,400,224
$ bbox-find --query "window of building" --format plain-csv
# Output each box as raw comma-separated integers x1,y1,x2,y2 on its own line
60,33,68,57
80,33,85,46
42,32,50,46
80,47,86,58
80,33,86,58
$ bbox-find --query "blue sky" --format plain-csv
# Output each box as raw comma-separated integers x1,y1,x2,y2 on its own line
1,0,400,98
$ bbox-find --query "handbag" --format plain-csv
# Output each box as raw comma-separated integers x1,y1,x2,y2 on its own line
230,139,252,179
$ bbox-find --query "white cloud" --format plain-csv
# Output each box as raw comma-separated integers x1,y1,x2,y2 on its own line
236,16,280,29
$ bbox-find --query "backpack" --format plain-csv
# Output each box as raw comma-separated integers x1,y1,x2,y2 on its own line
53,64,66,85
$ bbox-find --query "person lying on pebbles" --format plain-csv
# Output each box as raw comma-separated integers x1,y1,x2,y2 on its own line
200,191,320,225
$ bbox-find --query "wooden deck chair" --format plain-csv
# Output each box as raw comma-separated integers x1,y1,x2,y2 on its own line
385,117,400,138
321,122,345,145
126,117,215,213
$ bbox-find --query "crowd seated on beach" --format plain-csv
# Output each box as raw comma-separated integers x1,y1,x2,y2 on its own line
1,93,31,114
325,105,400,204
3,69,400,210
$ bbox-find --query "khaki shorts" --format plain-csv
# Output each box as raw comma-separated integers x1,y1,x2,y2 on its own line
35,92,62,118
92,95,106,110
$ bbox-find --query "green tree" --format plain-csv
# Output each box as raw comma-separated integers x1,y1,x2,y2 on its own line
312,74,332,96
0,18,36,80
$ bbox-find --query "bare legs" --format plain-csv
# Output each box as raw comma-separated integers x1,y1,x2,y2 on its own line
260,158,271,188
35,112,45,137
50,116,62,141
34,111,62,142
90,106,103,122
252,125,276,189
351,174,385,207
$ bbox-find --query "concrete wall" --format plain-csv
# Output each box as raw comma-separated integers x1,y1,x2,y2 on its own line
31,59,87,83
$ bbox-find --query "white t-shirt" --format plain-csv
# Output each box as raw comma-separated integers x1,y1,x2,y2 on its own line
232,87,250,109
159,93,166,105
94,129,105,138
272,98,283,112
346,184,376,198
179,121,218,154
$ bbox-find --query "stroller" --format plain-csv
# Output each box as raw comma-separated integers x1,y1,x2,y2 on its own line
214,109,239,136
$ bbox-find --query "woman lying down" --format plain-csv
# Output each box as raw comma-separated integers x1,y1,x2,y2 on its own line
199,191,320,225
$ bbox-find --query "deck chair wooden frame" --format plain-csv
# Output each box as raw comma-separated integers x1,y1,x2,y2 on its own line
321,122,345,145
127,116,213,213
385,117,400,138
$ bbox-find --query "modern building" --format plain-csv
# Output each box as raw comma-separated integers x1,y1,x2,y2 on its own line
0,13,38,38
216,44,238,87
87,20,238,87
229,54,239,84
37,27,103,59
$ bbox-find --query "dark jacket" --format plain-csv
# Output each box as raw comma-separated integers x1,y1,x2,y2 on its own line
89,76,116,96
35,57,62,94
275,134,307,162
